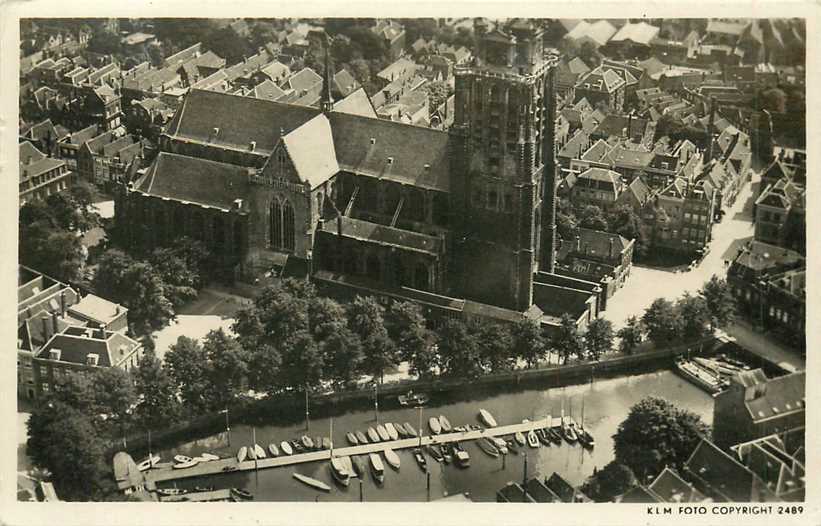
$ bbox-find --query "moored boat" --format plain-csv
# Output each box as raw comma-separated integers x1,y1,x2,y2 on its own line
200,453,220,461
376,424,390,441
357,430,369,444
291,440,305,453
441,443,453,464
439,415,452,433
403,422,417,437
314,436,323,450
156,487,187,497
369,453,385,484
173,458,200,469
491,437,509,455
385,422,399,441
236,448,247,463
562,418,578,443
231,488,253,500
293,472,331,492
351,456,366,478
137,454,161,471
174,455,192,464
366,428,379,443
254,444,266,459
674,358,725,394
477,437,500,457
280,441,293,455
428,417,442,434
394,422,408,438
527,430,540,448
514,431,526,446
505,439,520,454
537,428,552,446
267,443,280,457
341,456,356,478
330,457,351,487
547,427,563,444
247,446,257,460
413,448,427,472
346,432,358,446
383,448,401,470
478,409,497,428
455,449,470,468
322,437,332,450
426,444,445,462
398,390,429,407
300,436,314,450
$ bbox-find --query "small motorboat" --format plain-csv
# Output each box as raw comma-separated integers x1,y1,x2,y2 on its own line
441,443,453,464
369,453,385,484
268,443,280,457
562,419,578,443
439,415,452,433
247,446,257,461
231,488,253,500
236,447,248,463
346,432,358,446
527,430,540,448
537,428,552,447
173,458,200,469
547,427,563,444
293,472,331,492
514,431,526,446
428,417,442,435
578,427,595,449
413,449,427,472
478,409,497,428
137,454,161,471
300,436,314,450
174,455,192,464
383,448,401,470
385,422,399,441
341,456,356,478
330,457,351,487
280,441,293,455
376,424,390,441
200,453,220,462
366,428,379,443
322,437,333,450
398,390,429,406
351,456,366,478
314,436,323,450
491,437,509,455
477,437,500,457
156,487,187,497
254,444,266,459
506,438,520,454
290,440,305,453
455,449,470,468
403,422,418,437
394,422,408,438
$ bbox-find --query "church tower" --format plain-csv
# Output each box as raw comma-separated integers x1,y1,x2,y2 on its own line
450,19,560,311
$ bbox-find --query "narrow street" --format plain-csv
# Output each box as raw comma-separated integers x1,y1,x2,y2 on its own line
603,171,756,330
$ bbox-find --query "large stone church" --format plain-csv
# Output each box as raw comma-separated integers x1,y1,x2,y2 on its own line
116,20,603,329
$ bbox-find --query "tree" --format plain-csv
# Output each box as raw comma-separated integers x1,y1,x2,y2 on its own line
27,401,113,500
347,296,397,383
134,348,180,430
578,204,609,231
203,26,254,64
203,329,249,408
581,461,637,502
388,301,436,379
423,80,449,112
699,276,736,329
149,248,198,308
607,204,646,258
89,368,137,430
551,313,584,364
642,298,681,345
87,31,122,55
585,318,614,360
613,397,709,481
436,318,483,378
759,87,787,113
676,292,711,340
279,330,324,391
617,316,644,355
478,322,515,372
164,336,213,413
321,327,364,389
19,221,86,282
511,318,546,369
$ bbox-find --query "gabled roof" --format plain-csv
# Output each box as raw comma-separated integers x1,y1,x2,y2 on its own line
376,57,417,82
740,370,805,423
581,139,611,162
558,129,590,159
280,114,339,189
649,467,707,503
685,439,755,502
163,42,203,68
285,67,322,92
66,124,101,146
607,147,654,168
37,326,140,368
135,152,253,211
577,166,621,186
24,119,58,142
260,60,291,81
333,87,377,119
706,20,747,37
332,69,360,98
567,57,591,75
252,79,287,102
626,176,651,204
610,22,660,46
225,51,275,81
565,20,617,46
19,142,64,179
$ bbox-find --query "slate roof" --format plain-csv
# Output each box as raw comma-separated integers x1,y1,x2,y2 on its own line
565,20,617,46
558,129,590,159
333,88,377,119
610,22,660,46
252,79,287,102
225,51,276,81
23,119,58,142
281,114,339,189
68,294,126,325
570,227,631,256
577,66,626,93
607,147,654,168
67,124,101,146
738,370,805,423
376,57,418,82
260,61,291,82
135,152,253,211
592,114,648,139
37,326,140,368
581,139,611,162
567,57,591,75
320,216,443,255
625,176,651,204
163,43,202,68
648,467,707,503
333,69,360,98
577,167,621,186
19,142,64,179
685,439,755,502
284,67,323,92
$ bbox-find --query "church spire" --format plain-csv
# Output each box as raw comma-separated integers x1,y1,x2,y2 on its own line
321,32,334,113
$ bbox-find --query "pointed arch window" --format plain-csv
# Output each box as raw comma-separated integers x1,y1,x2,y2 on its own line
270,199,283,248
283,200,295,251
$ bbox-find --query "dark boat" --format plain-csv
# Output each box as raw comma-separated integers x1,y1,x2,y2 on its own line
398,390,429,407
369,453,385,485
477,437,500,457
562,419,578,443
356,430,369,444
156,488,187,497
577,426,595,449
454,449,470,468
403,422,418,437
537,428,552,446
426,444,445,463
231,488,253,500
506,439,520,454
413,449,427,472
346,432,358,446
441,443,453,463
547,427,563,444
291,440,305,453
351,456,366,478
193,485,215,493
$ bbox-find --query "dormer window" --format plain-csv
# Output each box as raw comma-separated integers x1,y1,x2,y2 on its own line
86,353,99,366
49,349,62,361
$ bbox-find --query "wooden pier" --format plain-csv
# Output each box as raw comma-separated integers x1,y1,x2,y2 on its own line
143,417,564,485
159,488,233,502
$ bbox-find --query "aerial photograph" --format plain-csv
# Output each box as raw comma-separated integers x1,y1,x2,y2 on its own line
16,16,806,505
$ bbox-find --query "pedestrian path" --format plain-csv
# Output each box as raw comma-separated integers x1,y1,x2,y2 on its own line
143,418,560,484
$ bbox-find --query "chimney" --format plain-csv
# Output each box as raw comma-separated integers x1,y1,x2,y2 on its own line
249,140,256,152
576,234,581,252
41,316,50,341
60,290,67,315
609,237,615,258
233,198,243,210
52,312,59,334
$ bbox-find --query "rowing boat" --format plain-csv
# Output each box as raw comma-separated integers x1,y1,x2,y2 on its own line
300,436,314,450
514,431,526,446
366,428,379,443
200,453,220,461
478,409,497,428
322,437,332,450
357,430,369,444
428,417,442,434
527,430,540,448
403,422,417,437
369,453,385,484
174,455,192,464
383,448,401,470
280,441,293,455
477,437,500,457
268,443,279,457
439,415,452,433
330,457,351,487
346,432,358,445
384,422,399,441
376,424,390,441
413,448,427,472
236,448,247,462
254,443,266,459
173,458,200,469
293,472,331,492
394,422,408,438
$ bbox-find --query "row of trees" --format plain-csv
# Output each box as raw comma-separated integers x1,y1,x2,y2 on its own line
582,396,710,501
92,238,211,336
556,199,647,260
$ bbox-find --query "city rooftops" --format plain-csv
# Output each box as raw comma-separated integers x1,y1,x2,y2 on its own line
67,294,127,326
37,326,140,368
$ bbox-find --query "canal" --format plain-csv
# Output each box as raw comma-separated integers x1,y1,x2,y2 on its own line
158,369,713,502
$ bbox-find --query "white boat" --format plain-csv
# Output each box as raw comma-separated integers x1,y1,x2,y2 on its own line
280,441,293,455
173,458,200,469
253,444,266,459
491,437,509,455
367,427,379,443
247,446,256,460
385,422,399,441
268,443,279,457
369,453,385,484
455,450,470,468
514,432,526,446
383,448,401,470
439,415,452,433
200,453,220,462
376,424,390,441
330,457,351,487
293,472,331,492
428,417,442,434
174,455,192,463
236,447,248,463
137,454,161,471
478,409,497,428
527,430,540,448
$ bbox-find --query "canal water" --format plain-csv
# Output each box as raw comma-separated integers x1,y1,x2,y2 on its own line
159,369,713,502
